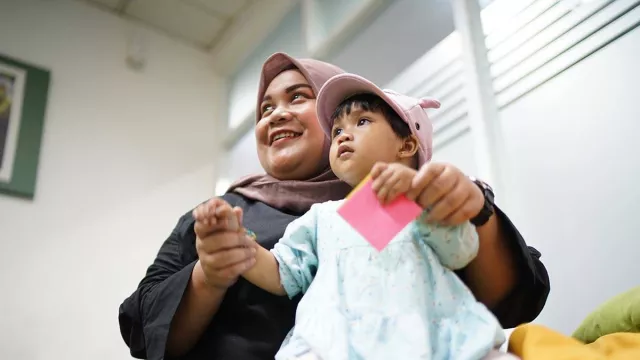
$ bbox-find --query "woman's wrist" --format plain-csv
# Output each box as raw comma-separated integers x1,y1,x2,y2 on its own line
192,261,229,296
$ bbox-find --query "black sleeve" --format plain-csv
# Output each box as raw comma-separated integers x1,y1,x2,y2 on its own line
487,205,550,328
118,212,198,360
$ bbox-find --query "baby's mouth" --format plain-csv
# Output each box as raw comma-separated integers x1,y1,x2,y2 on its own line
337,144,354,158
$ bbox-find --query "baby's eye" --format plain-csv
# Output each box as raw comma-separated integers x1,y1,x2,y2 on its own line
357,118,370,126
332,128,342,138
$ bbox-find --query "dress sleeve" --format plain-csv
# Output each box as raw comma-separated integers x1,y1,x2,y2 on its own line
118,212,197,360
270,204,320,299
460,205,551,328
413,212,479,270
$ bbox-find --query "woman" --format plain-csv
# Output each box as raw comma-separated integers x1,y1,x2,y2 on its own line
118,53,550,360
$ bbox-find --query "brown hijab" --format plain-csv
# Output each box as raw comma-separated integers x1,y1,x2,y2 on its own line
227,52,352,214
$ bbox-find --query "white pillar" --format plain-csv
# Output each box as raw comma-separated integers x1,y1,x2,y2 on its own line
451,0,506,193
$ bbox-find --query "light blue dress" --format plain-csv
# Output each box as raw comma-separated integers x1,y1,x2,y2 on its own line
271,200,505,360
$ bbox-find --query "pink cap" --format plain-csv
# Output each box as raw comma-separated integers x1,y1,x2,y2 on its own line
317,73,440,166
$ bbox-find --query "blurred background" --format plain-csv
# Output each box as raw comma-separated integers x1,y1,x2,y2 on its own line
0,0,638,358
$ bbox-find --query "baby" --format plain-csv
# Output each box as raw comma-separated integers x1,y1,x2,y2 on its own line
195,74,511,360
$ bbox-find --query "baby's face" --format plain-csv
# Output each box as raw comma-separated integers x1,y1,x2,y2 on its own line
329,108,405,187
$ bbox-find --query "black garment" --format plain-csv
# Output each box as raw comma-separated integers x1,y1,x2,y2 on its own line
119,193,550,360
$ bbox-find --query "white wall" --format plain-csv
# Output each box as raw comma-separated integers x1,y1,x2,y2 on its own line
0,1,224,358
500,26,640,335
227,3,304,129
216,129,262,193
411,0,640,335
329,0,455,86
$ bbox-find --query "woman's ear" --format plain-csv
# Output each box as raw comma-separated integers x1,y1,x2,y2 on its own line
398,135,419,160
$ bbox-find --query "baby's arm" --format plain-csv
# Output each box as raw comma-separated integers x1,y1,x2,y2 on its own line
413,212,479,270
243,205,320,298
242,245,287,296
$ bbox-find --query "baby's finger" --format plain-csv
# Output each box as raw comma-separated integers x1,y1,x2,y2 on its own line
196,205,216,226
233,207,244,228
222,206,242,232
192,205,203,221
215,202,233,218
203,199,215,219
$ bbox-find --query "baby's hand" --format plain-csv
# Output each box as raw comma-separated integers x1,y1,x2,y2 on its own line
370,162,418,205
192,198,244,238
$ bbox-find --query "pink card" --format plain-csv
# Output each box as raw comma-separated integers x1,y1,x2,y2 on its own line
337,176,423,251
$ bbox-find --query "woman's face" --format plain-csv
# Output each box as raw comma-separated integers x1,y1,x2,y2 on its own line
256,69,327,180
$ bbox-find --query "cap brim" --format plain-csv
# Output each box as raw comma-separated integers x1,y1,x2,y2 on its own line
316,74,409,137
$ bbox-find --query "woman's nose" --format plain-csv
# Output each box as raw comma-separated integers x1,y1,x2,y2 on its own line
269,106,293,124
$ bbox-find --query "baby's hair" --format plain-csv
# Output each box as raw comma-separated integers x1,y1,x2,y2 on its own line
330,93,411,139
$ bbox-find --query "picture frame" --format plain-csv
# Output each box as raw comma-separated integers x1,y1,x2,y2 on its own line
0,53,50,199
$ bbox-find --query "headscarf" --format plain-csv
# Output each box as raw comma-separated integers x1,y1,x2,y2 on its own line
227,52,352,214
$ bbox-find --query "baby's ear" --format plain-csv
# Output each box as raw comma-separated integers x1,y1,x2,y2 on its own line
399,135,420,159
418,98,440,109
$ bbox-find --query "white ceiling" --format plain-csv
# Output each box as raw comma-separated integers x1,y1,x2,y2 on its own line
85,0,252,49
82,0,297,74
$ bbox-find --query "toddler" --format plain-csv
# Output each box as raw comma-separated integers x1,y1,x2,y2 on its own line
196,73,512,360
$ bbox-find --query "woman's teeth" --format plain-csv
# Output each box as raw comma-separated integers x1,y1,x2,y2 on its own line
272,132,300,142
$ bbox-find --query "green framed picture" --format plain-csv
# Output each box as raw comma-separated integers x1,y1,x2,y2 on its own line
0,54,50,199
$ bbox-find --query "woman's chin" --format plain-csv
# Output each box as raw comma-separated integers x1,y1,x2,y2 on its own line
268,153,325,180
266,155,304,176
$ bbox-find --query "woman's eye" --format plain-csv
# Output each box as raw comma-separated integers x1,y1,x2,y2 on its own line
261,105,273,115
358,118,370,126
293,91,313,102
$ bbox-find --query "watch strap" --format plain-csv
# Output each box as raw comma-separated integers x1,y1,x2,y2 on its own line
469,177,495,227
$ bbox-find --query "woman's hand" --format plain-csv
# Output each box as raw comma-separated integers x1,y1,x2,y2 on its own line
192,199,257,289
407,162,484,225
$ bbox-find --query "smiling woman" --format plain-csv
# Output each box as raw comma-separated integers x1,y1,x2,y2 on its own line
118,52,550,360
255,70,325,181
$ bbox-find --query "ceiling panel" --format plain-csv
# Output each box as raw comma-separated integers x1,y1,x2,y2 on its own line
127,0,226,47
185,0,251,17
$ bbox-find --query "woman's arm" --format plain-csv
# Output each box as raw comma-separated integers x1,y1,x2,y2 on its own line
165,261,227,357
166,198,256,357
465,205,550,328
461,209,517,308
119,213,202,360
119,198,253,359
